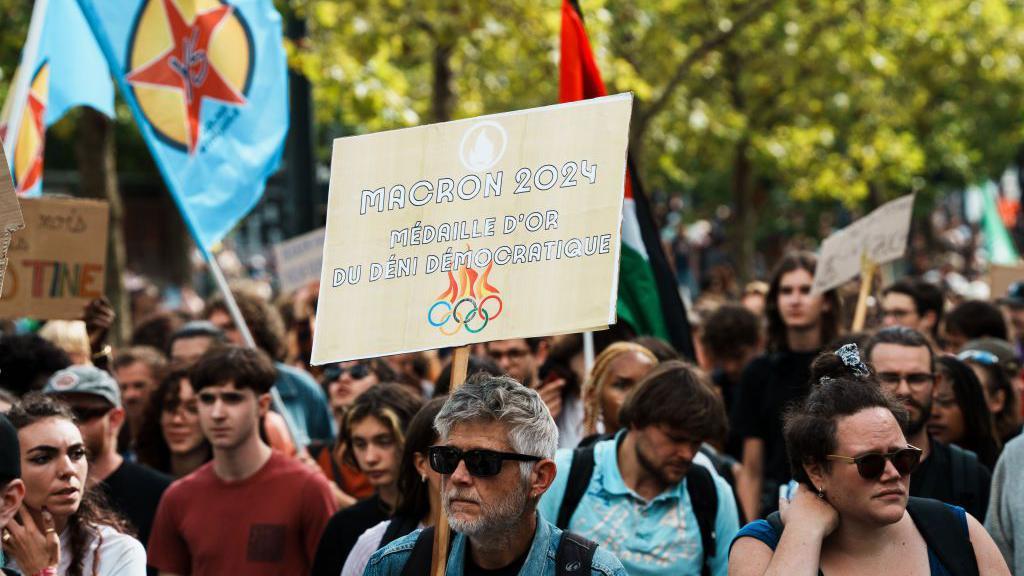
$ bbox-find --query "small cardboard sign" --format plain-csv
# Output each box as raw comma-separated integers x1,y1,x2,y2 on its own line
813,194,916,294
0,147,25,297
273,227,326,294
990,264,1024,302
0,196,108,319
312,95,633,364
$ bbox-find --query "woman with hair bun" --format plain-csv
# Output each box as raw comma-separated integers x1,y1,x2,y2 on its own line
728,345,1008,576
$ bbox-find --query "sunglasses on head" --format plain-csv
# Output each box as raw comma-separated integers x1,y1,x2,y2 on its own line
957,350,1000,366
323,362,371,382
428,445,541,478
826,445,922,480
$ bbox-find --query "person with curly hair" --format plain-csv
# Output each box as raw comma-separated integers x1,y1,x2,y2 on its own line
579,342,658,438
4,394,145,576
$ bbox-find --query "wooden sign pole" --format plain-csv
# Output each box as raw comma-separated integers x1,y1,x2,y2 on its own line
430,346,470,576
851,253,878,332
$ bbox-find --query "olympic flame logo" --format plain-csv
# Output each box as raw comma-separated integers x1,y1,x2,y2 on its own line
427,261,503,335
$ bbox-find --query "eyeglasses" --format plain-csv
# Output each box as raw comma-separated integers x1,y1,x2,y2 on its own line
826,445,922,480
323,362,371,382
957,350,1000,366
876,372,935,388
71,405,113,422
428,445,541,477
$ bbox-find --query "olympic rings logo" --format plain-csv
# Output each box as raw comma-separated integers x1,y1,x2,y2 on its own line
428,294,504,335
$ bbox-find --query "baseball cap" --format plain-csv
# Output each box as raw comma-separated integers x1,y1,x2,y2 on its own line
0,414,20,480
961,337,1021,377
43,365,122,408
999,281,1024,308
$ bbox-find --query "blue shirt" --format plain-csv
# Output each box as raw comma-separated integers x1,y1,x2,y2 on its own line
274,362,335,447
731,504,968,576
364,514,626,576
538,431,740,576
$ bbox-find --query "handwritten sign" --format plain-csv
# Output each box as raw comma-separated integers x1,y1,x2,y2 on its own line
0,197,108,319
813,194,916,294
273,227,326,294
0,147,25,297
312,95,633,364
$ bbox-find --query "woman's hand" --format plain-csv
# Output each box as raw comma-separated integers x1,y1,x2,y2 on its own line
4,508,59,575
779,483,839,539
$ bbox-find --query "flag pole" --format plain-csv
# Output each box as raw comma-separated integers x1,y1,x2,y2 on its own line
583,331,595,374
431,346,470,576
200,241,301,445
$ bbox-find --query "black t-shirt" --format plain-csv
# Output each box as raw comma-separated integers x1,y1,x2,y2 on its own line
310,494,389,576
97,460,172,548
463,545,529,576
734,349,818,511
909,437,992,521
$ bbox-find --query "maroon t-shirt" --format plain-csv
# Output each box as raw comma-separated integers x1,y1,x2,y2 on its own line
148,451,336,575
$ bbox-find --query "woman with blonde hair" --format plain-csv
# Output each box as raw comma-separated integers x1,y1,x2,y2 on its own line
581,341,658,438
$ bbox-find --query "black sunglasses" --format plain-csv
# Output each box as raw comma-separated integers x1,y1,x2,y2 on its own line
323,362,370,382
428,445,541,478
826,445,922,480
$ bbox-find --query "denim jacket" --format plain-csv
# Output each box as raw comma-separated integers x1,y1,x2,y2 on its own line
364,513,627,576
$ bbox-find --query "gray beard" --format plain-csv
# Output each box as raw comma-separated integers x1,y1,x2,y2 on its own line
444,481,529,538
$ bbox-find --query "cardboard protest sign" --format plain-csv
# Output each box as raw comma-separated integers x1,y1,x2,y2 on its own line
0,197,108,319
312,94,632,364
813,194,916,294
273,227,326,293
989,264,1024,301
0,147,25,297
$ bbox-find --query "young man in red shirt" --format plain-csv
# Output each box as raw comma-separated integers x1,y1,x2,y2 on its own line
148,345,336,575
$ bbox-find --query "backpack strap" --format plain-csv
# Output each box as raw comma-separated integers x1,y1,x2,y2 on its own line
399,527,454,576
686,465,718,576
906,497,979,576
554,531,598,576
381,514,422,548
556,445,597,530
947,444,980,515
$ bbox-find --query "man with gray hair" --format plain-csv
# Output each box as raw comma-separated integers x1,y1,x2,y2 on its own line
364,374,626,575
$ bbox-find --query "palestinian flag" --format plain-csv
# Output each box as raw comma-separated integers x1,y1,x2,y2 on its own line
560,0,695,359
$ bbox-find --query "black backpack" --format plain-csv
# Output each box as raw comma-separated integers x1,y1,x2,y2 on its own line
555,443,719,576
765,496,979,576
398,526,598,576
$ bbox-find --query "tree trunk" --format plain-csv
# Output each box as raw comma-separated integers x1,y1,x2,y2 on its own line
75,108,130,345
732,138,756,284
431,41,455,123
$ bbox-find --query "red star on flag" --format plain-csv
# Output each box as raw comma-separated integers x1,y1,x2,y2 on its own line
16,91,46,195
126,0,246,154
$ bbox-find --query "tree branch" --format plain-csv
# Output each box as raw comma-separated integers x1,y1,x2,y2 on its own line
632,0,779,141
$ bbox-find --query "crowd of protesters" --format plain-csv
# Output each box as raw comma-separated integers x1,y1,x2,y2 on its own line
3,248,1024,574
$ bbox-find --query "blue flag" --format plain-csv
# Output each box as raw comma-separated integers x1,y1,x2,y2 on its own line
75,0,289,248
1,0,115,196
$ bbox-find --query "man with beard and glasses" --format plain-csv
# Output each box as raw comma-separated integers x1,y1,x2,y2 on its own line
364,374,626,576
866,326,992,520
540,361,739,576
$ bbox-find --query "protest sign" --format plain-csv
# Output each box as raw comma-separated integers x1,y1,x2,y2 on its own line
990,264,1024,301
273,227,326,294
0,196,108,319
0,147,25,297
312,94,632,364
813,193,916,295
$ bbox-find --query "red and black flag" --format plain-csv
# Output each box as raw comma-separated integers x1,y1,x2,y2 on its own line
559,0,695,359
